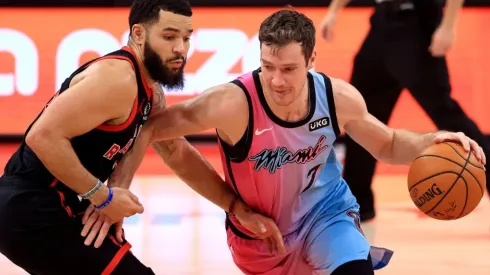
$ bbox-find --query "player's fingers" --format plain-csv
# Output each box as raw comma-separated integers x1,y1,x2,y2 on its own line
259,219,284,255
82,204,96,224
239,215,265,238
255,219,267,235
94,221,112,248
460,138,471,151
270,224,285,255
455,132,471,151
124,193,143,215
115,222,124,243
254,223,268,239
131,203,144,215
468,139,482,161
81,211,98,237
479,146,486,166
128,192,142,206
264,238,274,256
84,218,104,246
481,148,486,166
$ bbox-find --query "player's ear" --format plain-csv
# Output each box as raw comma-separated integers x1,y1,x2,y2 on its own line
131,24,147,46
307,50,316,70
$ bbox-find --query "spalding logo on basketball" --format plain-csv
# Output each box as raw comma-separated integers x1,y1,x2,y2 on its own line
411,183,445,209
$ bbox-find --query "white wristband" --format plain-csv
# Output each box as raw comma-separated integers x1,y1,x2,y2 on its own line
80,179,103,200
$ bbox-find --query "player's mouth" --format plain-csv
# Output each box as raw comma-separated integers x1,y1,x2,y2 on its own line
273,89,289,94
169,61,183,67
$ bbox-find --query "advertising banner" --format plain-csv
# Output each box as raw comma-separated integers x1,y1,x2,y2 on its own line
1,8,489,136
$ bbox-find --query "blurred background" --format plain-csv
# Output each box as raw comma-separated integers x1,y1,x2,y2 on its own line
1,0,490,274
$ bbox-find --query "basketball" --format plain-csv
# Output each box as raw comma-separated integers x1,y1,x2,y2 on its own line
407,142,486,220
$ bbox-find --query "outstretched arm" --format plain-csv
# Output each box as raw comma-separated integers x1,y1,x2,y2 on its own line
148,82,248,142
148,82,249,210
151,137,237,211
109,82,250,211
148,84,285,253
333,78,486,165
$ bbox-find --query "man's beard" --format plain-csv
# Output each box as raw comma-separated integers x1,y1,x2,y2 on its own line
143,41,186,90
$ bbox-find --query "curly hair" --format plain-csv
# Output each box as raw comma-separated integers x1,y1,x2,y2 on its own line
259,9,316,63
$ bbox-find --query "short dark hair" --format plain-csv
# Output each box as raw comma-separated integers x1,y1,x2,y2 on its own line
129,0,192,33
258,9,315,63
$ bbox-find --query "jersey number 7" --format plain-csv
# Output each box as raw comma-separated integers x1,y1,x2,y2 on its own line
301,164,322,194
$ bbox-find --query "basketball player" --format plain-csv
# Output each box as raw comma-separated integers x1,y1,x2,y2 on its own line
0,1,282,274
86,9,486,275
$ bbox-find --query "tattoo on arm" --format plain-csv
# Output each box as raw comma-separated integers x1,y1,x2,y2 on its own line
150,84,189,161
153,83,166,110
151,137,186,161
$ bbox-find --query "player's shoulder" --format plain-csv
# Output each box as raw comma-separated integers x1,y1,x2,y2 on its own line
328,77,359,99
329,77,366,120
86,58,137,89
81,58,138,99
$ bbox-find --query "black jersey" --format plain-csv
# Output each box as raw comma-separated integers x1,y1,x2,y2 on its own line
3,46,153,187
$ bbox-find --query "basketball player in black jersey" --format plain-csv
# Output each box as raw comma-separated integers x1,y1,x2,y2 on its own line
0,0,283,274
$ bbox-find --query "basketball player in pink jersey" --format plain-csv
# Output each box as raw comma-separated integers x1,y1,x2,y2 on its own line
84,9,486,275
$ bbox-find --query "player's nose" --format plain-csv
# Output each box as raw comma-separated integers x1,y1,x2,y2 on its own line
173,39,186,56
271,76,285,87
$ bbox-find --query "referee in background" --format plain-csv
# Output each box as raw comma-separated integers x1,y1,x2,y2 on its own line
319,0,490,225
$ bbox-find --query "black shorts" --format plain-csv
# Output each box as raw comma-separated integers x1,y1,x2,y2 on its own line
0,176,154,275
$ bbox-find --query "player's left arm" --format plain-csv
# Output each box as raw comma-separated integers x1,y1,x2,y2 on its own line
332,78,486,166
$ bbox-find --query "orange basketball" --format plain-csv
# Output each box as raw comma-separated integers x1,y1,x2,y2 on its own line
407,142,486,220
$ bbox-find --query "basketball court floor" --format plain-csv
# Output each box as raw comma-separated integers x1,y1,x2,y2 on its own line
0,143,489,275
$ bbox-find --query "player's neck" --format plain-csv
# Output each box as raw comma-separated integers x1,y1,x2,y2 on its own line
127,43,156,88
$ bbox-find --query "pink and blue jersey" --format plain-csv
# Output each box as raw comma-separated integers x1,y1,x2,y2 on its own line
219,69,343,237
219,69,392,274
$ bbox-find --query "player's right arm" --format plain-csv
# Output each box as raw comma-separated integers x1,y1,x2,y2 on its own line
149,82,248,143
25,59,144,219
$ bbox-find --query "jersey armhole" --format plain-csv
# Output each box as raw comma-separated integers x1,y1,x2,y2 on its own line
318,72,341,137
81,55,139,132
216,79,254,163
96,96,139,132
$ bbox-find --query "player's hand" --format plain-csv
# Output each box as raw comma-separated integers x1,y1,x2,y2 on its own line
433,131,486,165
81,204,124,248
429,25,454,57
92,187,144,223
233,201,286,256
319,15,336,41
